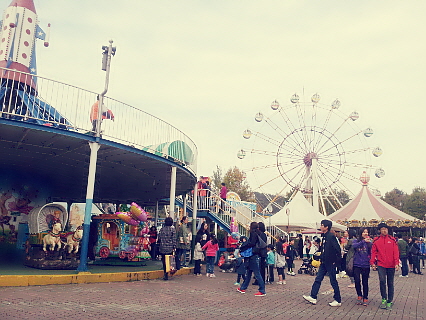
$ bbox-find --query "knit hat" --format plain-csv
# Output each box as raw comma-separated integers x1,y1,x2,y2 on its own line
377,222,388,229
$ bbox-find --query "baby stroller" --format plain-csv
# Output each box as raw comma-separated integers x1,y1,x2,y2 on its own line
298,257,318,276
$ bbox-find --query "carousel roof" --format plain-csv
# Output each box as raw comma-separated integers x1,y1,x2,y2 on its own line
329,184,420,225
269,190,346,232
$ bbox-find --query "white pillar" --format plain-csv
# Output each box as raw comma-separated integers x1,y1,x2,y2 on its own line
169,166,177,219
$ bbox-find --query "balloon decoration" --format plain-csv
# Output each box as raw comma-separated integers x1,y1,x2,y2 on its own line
115,202,148,226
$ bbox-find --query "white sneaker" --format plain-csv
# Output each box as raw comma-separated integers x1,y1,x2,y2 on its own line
210,274,216,278
206,273,210,277
291,272,296,276
287,271,291,275
340,271,346,276
303,295,317,305
283,281,286,284
276,281,283,285
222,270,226,273
329,300,341,307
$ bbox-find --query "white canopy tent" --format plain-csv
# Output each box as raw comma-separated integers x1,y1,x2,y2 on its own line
269,191,346,232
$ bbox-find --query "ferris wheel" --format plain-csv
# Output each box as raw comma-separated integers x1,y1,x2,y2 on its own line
237,92,385,215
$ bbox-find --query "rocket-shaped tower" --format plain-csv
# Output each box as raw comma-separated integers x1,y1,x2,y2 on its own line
0,0,50,88
0,0,69,127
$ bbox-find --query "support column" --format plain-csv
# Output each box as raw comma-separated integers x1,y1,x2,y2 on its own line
169,166,177,220
191,182,198,263
77,141,100,272
155,200,159,226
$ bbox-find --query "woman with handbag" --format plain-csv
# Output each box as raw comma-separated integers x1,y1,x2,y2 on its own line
351,228,373,306
158,217,177,281
236,222,267,296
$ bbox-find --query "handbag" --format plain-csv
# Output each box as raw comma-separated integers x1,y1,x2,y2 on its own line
256,235,267,249
165,254,178,274
218,255,225,267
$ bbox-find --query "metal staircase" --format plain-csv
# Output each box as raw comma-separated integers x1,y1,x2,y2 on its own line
175,190,288,241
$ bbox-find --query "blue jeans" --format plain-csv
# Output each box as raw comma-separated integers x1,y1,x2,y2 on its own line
400,256,409,276
176,248,187,269
206,256,215,274
310,262,341,303
377,266,395,303
240,255,266,294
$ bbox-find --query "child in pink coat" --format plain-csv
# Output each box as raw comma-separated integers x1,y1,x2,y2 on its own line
202,234,219,277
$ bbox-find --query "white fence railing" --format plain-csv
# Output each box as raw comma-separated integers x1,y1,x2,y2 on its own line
188,189,288,242
0,67,197,173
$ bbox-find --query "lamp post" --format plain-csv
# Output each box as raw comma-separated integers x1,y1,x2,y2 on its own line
286,208,290,234
77,40,116,273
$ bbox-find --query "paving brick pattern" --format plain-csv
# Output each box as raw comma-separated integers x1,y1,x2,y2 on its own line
0,261,424,320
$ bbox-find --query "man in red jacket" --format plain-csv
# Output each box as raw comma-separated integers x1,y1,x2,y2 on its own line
370,222,399,311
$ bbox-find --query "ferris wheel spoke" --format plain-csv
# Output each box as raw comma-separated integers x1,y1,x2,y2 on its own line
283,163,308,190
278,109,309,152
319,147,370,159
280,140,309,159
323,159,372,169
258,162,304,189
312,109,335,152
317,130,363,155
315,117,351,153
248,149,288,157
244,163,279,172
251,131,282,147
318,161,361,190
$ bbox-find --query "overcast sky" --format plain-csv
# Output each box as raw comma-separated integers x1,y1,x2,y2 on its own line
19,0,426,197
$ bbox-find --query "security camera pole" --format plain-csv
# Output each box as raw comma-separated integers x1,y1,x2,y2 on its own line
77,40,116,272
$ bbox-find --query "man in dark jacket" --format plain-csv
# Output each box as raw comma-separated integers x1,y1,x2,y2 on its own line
303,220,342,307
397,233,409,277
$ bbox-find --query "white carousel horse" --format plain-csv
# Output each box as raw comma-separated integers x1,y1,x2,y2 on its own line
64,226,83,253
42,221,63,252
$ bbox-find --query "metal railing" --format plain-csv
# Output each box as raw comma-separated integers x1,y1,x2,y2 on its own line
189,189,288,242
0,67,198,173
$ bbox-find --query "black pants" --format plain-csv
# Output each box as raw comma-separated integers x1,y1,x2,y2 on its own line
413,255,421,274
353,266,370,299
287,259,294,272
267,265,274,283
377,266,395,303
149,243,157,260
194,259,201,274
236,273,246,283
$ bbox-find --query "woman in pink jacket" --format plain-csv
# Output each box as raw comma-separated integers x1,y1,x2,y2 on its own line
202,234,219,278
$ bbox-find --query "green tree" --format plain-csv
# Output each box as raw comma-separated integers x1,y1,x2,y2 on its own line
382,188,407,211
212,166,253,202
404,187,426,220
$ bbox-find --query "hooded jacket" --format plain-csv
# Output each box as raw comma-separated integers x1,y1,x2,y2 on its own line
370,234,399,268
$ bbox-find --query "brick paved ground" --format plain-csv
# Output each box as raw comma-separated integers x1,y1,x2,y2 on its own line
0,260,424,320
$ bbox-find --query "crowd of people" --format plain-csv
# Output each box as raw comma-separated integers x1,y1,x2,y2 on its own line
156,216,425,311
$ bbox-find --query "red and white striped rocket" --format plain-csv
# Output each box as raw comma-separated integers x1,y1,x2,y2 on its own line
0,0,50,88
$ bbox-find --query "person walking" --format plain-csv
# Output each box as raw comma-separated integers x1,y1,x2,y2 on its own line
397,233,409,278
158,217,176,281
344,230,357,288
352,228,373,306
370,222,399,311
420,238,426,269
148,226,158,261
176,216,191,269
193,238,204,276
202,234,219,277
297,234,304,259
303,220,342,307
408,237,414,273
266,244,275,284
411,237,422,275
219,182,227,213
275,237,287,285
286,239,297,276
237,221,267,296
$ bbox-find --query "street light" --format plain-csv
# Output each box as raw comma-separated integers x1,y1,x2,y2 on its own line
77,40,116,273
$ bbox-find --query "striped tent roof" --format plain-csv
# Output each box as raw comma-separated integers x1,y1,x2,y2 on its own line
329,185,421,226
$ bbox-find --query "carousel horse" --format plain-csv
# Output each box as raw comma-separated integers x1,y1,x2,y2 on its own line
64,226,83,254
42,220,63,252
